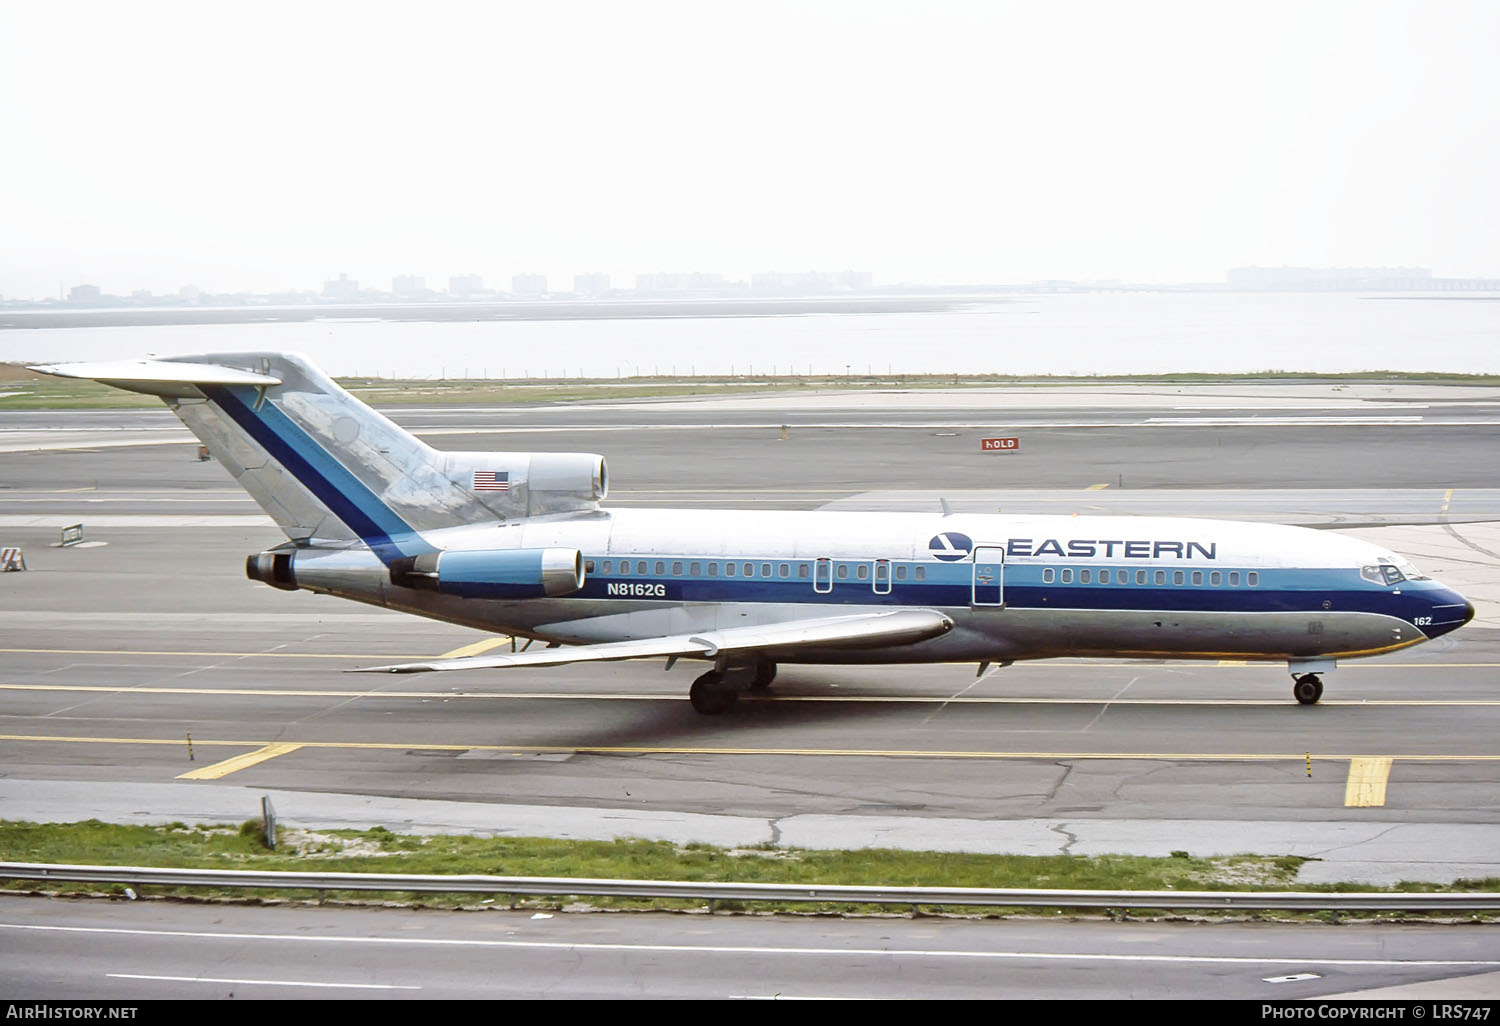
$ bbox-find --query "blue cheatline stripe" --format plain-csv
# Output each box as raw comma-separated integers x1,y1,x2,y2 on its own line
581,557,1450,619
201,385,428,563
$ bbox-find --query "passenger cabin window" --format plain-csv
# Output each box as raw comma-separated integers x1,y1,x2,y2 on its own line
836,564,849,580
1042,568,1054,584
586,560,596,573
1155,570,1166,585
1136,570,1147,585
726,563,736,577
896,566,908,580
708,563,718,577
655,561,665,575
1061,568,1073,584
690,561,701,575
603,560,613,574
1229,571,1240,586
672,561,683,575
1191,571,1203,586
637,561,648,575
762,563,772,577
1248,572,1259,587
743,563,753,577
914,566,926,581
798,563,810,578
1173,570,1185,585
1080,569,1091,584
857,564,869,580
1210,571,1221,586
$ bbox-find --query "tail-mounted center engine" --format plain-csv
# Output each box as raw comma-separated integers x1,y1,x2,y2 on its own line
389,548,585,599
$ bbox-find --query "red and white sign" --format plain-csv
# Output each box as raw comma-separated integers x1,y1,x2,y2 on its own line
981,437,1019,452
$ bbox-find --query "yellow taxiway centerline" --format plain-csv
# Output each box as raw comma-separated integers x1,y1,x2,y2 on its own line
176,743,304,780
1344,757,1395,807
436,637,513,660
4,733,1499,763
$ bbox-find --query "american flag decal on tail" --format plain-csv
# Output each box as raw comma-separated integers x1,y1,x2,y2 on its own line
472,471,510,492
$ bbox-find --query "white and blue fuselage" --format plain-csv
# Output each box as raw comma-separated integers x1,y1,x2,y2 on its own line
37,351,1474,712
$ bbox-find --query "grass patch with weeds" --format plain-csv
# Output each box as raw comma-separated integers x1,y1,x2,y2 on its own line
4,364,1500,411
2,819,1495,919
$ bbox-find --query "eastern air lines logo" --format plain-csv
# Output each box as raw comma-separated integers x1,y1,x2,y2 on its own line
928,532,973,562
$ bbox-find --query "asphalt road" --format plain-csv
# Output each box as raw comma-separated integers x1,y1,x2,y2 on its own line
2,382,1499,999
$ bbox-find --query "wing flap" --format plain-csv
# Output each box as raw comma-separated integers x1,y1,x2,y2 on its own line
352,609,953,674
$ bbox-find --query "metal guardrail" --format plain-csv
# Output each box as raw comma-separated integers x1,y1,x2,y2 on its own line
3,862,1498,911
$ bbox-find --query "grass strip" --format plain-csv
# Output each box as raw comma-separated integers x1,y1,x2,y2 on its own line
4,367,1500,410
2,819,1495,920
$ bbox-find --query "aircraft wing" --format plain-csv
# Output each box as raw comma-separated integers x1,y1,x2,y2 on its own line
352,609,953,674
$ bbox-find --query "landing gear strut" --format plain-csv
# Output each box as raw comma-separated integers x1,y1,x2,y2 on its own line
690,671,739,715
749,660,777,691
1292,673,1324,706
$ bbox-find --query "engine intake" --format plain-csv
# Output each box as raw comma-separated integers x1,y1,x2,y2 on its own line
390,547,585,599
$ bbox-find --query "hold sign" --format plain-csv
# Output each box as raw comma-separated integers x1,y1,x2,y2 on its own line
981,437,1019,452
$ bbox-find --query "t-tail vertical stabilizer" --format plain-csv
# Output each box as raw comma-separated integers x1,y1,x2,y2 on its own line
31,353,608,558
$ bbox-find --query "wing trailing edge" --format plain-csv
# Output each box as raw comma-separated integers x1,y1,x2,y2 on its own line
352,609,954,674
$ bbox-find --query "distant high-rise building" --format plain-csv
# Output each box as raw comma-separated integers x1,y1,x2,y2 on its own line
751,271,872,294
511,273,547,297
392,274,426,297
634,272,728,292
573,272,609,296
322,274,359,300
67,284,102,304
448,274,484,297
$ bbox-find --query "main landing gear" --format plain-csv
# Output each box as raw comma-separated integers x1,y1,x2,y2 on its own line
689,660,777,714
690,671,737,715
1292,673,1324,706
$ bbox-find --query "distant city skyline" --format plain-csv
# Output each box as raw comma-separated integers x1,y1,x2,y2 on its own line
9,264,1500,310
4,2,1498,300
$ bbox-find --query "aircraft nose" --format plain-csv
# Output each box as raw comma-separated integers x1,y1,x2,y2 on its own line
1420,591,1476,639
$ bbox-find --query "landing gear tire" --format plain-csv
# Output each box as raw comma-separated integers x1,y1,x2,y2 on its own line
749,661,777,691
1293,674,1324,706
690,672,739,715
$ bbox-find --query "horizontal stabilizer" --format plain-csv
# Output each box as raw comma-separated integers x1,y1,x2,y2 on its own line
30,359,281,397
352,609,954,674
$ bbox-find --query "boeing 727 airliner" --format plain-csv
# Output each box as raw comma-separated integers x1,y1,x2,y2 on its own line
35,352,1474,714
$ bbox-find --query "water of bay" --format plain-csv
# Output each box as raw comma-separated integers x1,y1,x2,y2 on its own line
2,292,1496,378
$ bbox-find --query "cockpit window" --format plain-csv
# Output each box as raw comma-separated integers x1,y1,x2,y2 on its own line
1394,558,1430,581
1363,562,1407,585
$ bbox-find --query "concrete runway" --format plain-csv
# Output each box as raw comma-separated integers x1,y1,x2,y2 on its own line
2,382,1499,885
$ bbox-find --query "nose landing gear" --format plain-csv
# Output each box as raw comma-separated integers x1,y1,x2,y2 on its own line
1293,673,1324,705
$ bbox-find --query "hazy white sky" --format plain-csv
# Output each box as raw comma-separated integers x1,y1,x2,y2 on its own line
2,0,1497,297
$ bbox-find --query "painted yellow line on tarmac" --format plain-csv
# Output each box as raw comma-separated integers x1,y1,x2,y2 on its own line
4,733,1500,763
1442,488,1454,514
437,637,513,660
1217,660,1249,667
7,683,1500,706
1086,483,1110,490
176,743,303,780
1344,757,1394,807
